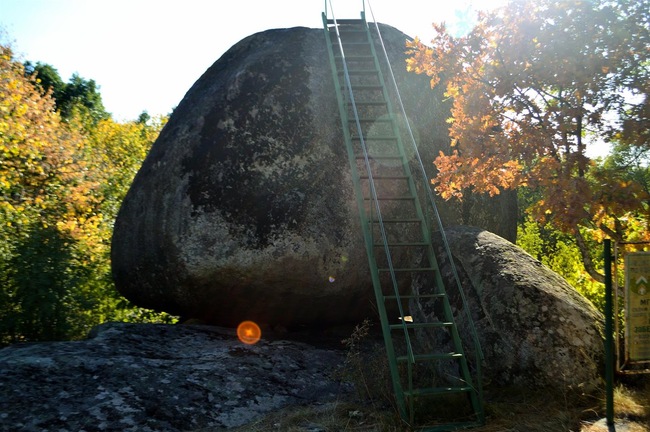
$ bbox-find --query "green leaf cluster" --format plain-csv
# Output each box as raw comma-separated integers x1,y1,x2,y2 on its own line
24,61,110,124
517,215,605,312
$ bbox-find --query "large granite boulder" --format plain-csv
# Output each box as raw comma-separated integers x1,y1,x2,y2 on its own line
413,226,605,390
0,323,348,432
111,25,517,327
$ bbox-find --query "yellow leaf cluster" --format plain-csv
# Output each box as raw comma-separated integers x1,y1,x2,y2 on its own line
0,42,161,260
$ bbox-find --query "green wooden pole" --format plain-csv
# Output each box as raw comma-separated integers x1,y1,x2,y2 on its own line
604,239,614,426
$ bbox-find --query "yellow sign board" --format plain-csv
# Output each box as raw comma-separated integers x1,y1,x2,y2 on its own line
625,252,650,362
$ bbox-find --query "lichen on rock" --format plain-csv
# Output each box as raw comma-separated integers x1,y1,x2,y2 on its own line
414,226,605,390
0,323,348,432
110,25,518,328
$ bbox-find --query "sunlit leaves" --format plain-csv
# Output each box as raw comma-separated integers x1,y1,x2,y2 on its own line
407,0,650,279
1,45,91,230
518,216,605,311
0,41,167,344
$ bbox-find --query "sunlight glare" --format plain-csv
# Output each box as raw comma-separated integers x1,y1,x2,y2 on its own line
237,320,262,345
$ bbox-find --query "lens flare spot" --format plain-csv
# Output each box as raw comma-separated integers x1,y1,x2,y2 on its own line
329,276,336,283
340,255,348,263
237,320,261,345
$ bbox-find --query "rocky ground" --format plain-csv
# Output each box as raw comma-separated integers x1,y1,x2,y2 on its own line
0,322,352,432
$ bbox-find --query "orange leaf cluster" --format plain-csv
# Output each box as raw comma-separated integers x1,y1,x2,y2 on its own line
407,0,650,242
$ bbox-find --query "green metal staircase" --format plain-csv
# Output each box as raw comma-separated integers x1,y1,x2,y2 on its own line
322,4,484,431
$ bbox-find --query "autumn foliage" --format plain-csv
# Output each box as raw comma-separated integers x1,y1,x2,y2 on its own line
0,42,168,344
407,0,650,280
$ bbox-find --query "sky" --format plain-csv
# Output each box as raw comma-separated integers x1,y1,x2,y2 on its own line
1,0,505,122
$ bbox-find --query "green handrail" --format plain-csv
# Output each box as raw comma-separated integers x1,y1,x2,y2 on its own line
321,6,409,420
323,1,485,427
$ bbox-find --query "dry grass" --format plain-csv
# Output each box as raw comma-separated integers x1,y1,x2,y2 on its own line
219,381,650,431
228,401,405,432
223,372,650,432
195,323,650,431
612,383,649,419
220,355,650,431
195,376,650,432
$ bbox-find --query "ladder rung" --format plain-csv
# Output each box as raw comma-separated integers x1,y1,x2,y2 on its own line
351,118,392,122
352,100,387,105
404,386,473,397
355,154,402,160
346,84,383,90
369,218,421,223
379,267,435,272
365,196,415,200
389,321,454,330
384,293,445,301
352,136,397,140
397,352,463,363
374,242,429,247
327,19,364,25
337,41,370,46
334,54,373,59
359,175,408,180
332,29,366,34
338,70,378,75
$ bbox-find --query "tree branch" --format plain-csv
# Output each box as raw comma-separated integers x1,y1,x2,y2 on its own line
575,229,604,283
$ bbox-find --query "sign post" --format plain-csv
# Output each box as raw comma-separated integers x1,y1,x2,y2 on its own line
604,239,614,426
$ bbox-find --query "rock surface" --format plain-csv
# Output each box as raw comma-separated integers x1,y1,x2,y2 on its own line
0,323,348,432
111,25,518,328
415,226,605,390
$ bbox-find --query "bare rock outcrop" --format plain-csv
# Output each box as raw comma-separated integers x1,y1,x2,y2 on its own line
0,323,348,432
111,25,517,328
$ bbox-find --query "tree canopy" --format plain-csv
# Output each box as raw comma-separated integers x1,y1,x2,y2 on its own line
24,61,110,123
1,42,170,344
406,0,650,281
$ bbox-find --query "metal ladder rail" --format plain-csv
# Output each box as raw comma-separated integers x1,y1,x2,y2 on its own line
322,11,416,358
364,10,486,425
366,1,485,369
359,16,483,427
324,3,484,429
321,9,412,421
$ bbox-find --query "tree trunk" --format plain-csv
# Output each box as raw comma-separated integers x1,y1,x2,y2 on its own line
575,229,605,284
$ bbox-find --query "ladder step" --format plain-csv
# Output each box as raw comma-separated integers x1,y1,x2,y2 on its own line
355,154,402,160
374,242,429,247
351,118,392,122
359,175,408,180
365,196,415,200
345,84,383,90
336,41,370,46
326,19,364,25
404,386,474,397
352,136,397,140
332,29,366,34
389,321,454,330
338,70,378,75
379,267,435,272
384,293,445,300
397,352,463,363
334,54,374,60
369,218,422,223
352,100,387,106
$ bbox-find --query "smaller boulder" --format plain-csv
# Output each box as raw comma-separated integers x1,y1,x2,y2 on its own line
413,226,604,390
